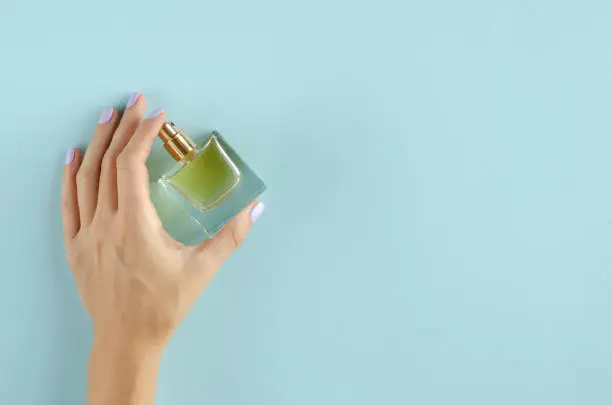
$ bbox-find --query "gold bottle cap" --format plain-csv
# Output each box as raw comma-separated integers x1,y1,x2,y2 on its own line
159,121,196,161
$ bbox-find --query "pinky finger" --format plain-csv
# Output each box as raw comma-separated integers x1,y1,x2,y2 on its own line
61,147,82,242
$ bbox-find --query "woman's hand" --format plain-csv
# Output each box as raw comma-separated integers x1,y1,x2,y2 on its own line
61,93,264,405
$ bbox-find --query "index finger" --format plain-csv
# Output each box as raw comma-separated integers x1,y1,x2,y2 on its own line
116,108,165,213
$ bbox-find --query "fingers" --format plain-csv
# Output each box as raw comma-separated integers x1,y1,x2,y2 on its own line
98,93,147,211
77,107,118,226
61,147,83,242
116,108,165,215
195,201,265,270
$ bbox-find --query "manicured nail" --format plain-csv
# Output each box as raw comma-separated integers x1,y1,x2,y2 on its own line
250,202,265,223
146,108,164,119
65,147,75,165
98,106,114,124
126,92,140,108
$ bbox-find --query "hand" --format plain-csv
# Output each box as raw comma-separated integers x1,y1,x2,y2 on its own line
61,93,264,405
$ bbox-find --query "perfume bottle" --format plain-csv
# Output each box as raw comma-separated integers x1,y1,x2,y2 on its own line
157,122,265,240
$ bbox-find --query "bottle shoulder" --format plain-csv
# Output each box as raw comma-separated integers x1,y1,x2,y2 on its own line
195,133,222,153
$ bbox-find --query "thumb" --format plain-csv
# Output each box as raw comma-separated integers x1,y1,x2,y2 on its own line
198,200,264,267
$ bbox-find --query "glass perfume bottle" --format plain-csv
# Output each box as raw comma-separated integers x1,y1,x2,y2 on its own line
156,122,265,240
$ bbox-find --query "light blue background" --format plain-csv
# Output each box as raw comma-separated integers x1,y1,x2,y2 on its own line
1,1,612,404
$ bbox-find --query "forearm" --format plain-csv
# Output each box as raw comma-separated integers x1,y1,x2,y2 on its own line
87,333,164,405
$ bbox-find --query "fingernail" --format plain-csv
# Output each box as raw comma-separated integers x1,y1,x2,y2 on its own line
65,147,75,165
146,108,164,119
126,92,140,108
250,202,265,223
98,106,114,124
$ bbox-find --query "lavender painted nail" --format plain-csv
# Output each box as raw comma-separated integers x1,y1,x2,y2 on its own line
126,92,140,108
65,147,75,165
250,202,265,223
146,108,164,119
98,106,114,124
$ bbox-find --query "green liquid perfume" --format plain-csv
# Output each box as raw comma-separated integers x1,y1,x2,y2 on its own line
167,135,241,211
157,122,265,240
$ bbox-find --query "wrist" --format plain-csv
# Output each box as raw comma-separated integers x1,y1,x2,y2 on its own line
91,329,166,362
87,331,165,405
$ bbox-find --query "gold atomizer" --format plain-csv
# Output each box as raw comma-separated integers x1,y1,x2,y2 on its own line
158,122,196,161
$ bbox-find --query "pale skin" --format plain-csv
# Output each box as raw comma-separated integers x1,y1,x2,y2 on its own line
61,93,264,405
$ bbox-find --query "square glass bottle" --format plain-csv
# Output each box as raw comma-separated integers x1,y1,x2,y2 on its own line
155,122,266,240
